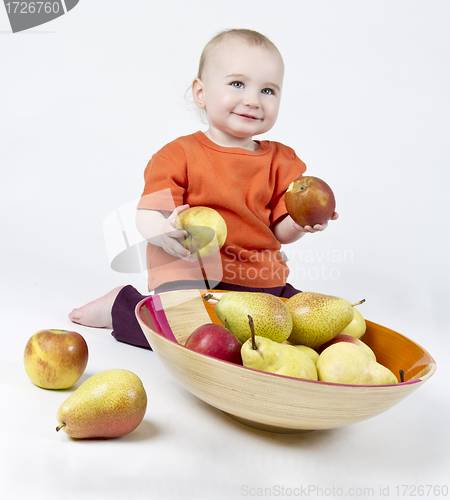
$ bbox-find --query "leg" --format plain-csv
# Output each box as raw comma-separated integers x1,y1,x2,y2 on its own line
279,282,302,298
110,285,152,349
214,282,302,298
69,286,124,328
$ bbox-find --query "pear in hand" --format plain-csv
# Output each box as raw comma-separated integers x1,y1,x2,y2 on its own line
212,292,293,344
56,369,147,439
174,206,227,258
316,343,398,385
286,292,355,349
241,316,317,380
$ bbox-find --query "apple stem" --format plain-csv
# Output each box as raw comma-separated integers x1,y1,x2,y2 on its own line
399,369,405,383
352,299,366,307
56,423,66,432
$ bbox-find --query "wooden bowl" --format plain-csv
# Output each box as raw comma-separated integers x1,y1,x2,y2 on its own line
135,290,436,434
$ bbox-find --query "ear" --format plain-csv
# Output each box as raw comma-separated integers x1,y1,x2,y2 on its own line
192,78,206,109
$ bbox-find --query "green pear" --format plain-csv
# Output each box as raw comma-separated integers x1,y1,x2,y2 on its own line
291,344,319,364
316,343,398,385
212,292,293,344
56,369,147,439
286,292,355,349
242,336,318,381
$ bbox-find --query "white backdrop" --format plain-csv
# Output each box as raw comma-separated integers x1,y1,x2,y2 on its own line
1,2,449,499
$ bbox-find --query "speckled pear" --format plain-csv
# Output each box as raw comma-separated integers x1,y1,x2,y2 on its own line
316,343,398,385
241,336,318,381
286,292,354,349
56,369,147,439
214,292,293,344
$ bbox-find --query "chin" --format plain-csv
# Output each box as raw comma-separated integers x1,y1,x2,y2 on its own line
230,125,266,139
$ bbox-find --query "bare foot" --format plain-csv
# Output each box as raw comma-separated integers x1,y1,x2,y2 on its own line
69,286,124,328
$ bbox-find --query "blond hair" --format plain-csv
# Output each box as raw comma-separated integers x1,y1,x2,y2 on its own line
196,28,281,79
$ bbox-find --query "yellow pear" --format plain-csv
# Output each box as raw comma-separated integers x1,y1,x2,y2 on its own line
242,336,318,381
340,306,366,339
316,343,398,385
286,292,354,349
291,344,319,364
174,206,227,258
213,292,293,344
56,369,147,439
317,333,376,360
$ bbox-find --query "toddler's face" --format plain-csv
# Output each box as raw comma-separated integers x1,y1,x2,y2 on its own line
194,39,284,147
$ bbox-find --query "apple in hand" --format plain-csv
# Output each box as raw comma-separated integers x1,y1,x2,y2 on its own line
184,323,243,365
24,329,89,389
317,333,376,359
174,206,227,258
285,176,336,227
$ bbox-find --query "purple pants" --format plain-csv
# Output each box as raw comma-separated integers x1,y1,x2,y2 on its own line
111,281,302,350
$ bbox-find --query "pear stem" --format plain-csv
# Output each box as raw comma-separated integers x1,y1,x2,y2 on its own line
56,423,66,432
203,294,221,302
399,369,405,383
248,315,256,350
352,299,366,307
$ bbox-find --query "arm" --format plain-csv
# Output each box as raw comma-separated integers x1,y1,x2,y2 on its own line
136,205,193,260
272,212,339,245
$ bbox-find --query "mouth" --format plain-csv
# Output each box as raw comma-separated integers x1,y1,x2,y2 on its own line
234,113,261,121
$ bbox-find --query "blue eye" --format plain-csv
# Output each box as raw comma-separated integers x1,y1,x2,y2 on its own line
261,88,274,95
231,81,244,88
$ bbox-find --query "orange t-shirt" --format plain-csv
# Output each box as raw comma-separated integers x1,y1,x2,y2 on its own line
137,131,306,291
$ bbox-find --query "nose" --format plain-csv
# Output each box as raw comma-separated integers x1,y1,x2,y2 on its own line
242,91,260,109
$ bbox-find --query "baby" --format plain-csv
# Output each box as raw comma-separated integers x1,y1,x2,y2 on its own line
70,29,337,349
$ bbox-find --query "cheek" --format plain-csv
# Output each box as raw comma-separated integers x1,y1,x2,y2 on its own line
209,92,238,114
218,90,238,106
265,101,280,122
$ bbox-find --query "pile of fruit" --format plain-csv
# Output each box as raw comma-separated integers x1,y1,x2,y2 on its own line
21,175,393,439
184,291,399,386
24,330,147,439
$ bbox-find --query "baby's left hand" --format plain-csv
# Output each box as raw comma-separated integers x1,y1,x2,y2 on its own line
294,212,339,233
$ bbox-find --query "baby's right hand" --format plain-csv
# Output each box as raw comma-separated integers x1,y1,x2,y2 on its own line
158,205,195,260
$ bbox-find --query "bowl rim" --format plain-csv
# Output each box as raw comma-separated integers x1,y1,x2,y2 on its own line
135,290,437,389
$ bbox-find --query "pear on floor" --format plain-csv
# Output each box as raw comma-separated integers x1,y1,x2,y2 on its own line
56,369,147,439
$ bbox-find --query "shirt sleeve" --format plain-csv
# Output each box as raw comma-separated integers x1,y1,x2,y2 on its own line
269,144,307,226
137,140,188,212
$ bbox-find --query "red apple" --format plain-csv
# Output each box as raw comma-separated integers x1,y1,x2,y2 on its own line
285,176,336,227
317,333,375,359
24,329,89,389
184,324,243,365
